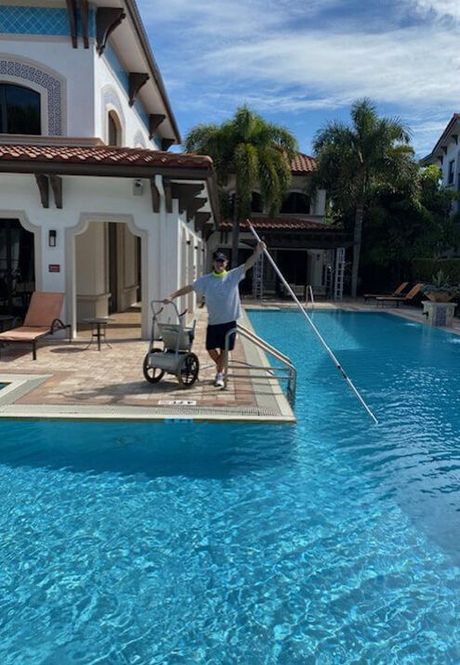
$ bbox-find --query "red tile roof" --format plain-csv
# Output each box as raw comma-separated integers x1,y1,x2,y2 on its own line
290,153,316,174
221,217,333,232
0,144,213,171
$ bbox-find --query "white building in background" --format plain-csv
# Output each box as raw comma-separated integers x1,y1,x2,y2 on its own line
424,113,460,201
208,154,350,299
0,0,218,337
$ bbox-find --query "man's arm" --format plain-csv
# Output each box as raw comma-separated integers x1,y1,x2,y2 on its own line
162,284,194,303
244,241,266,272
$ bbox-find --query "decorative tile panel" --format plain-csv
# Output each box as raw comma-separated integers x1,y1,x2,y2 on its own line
0,7,69,36
0,60,63,135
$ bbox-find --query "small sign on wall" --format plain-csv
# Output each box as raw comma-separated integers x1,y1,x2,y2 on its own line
48,264,60,273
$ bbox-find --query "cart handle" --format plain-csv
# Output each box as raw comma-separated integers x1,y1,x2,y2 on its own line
151,300,188,319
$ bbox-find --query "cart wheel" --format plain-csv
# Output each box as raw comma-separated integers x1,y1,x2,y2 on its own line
143,348,165,383
177,352,199,387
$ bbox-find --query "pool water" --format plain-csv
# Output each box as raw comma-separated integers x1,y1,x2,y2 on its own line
0,310,459,663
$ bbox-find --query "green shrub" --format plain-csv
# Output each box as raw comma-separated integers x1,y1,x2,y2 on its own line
412,258,460,283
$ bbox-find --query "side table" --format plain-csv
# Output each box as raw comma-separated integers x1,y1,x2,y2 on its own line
84,317,113,350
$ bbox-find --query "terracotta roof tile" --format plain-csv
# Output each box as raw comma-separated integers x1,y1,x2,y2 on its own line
290,153,316,174
221,217,333,232
0,144,213,170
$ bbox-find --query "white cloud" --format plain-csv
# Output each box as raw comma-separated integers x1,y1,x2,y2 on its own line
411,0,460,20
138,0,460,153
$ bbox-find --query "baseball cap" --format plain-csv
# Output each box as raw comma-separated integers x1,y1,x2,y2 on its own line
213,251,228,262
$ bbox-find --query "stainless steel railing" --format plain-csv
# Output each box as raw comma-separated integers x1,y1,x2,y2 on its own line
223,322,296,405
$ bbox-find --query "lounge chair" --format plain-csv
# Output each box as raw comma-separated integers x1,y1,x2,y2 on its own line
363,282,409,302
0,291,70,359
376,283,424,308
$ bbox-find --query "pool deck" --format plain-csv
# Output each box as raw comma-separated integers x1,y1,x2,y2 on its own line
0,298,458,423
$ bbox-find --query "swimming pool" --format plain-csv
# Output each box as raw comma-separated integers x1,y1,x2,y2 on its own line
0,310,459,663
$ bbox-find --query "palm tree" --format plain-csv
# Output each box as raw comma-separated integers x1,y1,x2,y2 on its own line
312,99,414,297
185,106,298,266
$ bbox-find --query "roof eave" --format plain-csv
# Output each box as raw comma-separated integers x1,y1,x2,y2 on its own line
124,0,181,145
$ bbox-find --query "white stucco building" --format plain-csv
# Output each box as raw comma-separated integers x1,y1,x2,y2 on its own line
423,113,460,203
208,154,349,298
0,0,218,337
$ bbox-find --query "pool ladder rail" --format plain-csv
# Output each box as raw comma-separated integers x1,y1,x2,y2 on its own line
306,284,315,310
224,323,297,406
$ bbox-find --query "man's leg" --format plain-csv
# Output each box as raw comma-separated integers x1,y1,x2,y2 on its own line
208,348,220,370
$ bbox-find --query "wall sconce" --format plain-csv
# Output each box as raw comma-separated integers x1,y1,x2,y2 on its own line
186,240,191,245
49,230,57,247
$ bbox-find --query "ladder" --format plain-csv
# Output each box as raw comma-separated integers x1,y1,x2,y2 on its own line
252,253,264,300
224,322,297,405
333,247,345,301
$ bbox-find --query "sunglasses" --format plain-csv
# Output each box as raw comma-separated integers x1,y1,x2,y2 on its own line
214,258,226,263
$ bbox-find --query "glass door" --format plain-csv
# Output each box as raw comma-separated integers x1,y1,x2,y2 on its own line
0,220,35,316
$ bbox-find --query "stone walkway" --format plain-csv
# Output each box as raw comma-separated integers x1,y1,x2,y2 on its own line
0,304,294,422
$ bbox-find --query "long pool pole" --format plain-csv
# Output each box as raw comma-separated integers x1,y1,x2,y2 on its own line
248,221,378,425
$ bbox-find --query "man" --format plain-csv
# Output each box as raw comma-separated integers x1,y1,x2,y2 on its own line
163,242,265,387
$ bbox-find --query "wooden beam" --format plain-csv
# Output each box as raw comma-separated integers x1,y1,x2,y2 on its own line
79,0,89,48
163,178,172,213
149,114,166,139
150,179,160,213
129,73,149,107
186,197,206,222
35,174,49,208
453,134,458,145
96,7,126,55
171,183,205,214
65,0,78,48
161,138,175,151
442,146,448,155
194,212,211,232
50,175,63,209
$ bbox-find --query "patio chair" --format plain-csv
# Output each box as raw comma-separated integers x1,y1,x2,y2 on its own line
0,291,70,359
375,283,424,308
363,281,409,302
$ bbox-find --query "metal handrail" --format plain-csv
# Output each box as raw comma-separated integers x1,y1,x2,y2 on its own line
223,323,297,405
306,285,315,309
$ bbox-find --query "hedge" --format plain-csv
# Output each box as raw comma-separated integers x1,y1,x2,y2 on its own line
411,258,460,283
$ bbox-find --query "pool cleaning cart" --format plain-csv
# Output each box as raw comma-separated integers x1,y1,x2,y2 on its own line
142,300,199,387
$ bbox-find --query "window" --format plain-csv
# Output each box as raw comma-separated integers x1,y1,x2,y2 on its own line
108,111,121,146
0,83,41,135
448,159,455,186
280,192,311,214
251,192,263,213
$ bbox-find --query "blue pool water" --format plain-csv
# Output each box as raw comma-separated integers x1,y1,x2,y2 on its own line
1,310,459,664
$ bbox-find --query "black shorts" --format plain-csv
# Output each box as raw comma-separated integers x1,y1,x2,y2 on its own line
206,320,237,351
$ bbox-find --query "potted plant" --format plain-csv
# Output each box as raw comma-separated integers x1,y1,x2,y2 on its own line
422,270,460,303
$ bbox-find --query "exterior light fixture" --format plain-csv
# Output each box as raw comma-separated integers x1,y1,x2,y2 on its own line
49,230,57,247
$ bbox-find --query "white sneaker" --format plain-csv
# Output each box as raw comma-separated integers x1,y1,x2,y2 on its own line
214,373,225,388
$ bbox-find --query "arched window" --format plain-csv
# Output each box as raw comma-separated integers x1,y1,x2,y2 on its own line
0,83,41,135
251,192,263,213
280,192,311,214
108,110,122,146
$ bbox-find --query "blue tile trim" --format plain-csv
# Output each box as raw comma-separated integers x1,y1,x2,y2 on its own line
103,44,152,142
0,7,69,36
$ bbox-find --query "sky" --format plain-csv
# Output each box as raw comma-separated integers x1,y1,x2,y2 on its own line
137,0,460,158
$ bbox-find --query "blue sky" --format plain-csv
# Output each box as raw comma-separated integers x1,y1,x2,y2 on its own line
137,0,460,158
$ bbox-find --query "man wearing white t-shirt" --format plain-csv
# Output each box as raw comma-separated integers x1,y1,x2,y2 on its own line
163,242,265,387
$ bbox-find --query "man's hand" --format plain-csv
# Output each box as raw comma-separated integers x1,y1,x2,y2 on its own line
162,297,172,304
255,241,266,255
